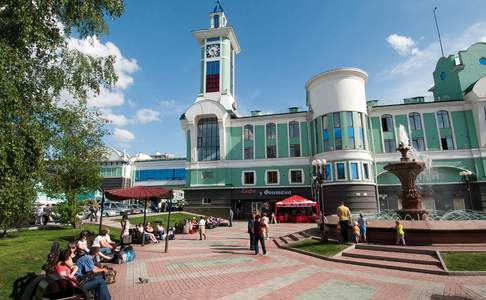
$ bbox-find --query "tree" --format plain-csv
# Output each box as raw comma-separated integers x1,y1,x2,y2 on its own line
44,105,108,227
0,0,124,235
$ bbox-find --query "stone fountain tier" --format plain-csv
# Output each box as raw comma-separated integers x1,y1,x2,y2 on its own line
384,143,428,220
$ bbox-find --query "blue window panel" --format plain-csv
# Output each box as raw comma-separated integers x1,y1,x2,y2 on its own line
336,163,345,179
480,57,486,65
206,37,220,42
325,164,331,181
213,15,220,28
363,163,370,179
440,71,446,80
206,61,220,75
135,169,187,181
347,127,354,137
323,129,329,141
334,128,341,138
351,162,359,180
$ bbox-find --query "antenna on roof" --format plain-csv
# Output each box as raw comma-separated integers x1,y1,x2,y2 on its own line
433,7,445,57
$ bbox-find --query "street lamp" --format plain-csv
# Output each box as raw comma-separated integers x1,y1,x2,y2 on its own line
312,158,327,241
459,170,475,210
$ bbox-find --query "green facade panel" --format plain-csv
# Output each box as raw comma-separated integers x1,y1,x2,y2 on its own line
369,117,383,153
255,125,265,159
451,110,479,149
186,130,191,162
226,127,242,160
277,123,289,158
309,120,316,155
423,113,440,150
315,118,323,153
300,122,310,156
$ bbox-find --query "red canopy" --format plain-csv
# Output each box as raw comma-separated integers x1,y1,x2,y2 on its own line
105,186,171,201
275,195,317,207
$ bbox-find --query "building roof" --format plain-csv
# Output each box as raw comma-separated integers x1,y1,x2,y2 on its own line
213,0,224,13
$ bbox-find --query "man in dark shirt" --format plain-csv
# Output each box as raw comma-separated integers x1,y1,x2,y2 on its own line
247,214,255,250
254,215,267,255
75,247,111,300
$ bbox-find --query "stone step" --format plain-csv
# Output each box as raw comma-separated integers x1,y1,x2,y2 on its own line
355,244,437,255
298,231,311,238
334,256,445,275
342,249,441,266
288,234,300,241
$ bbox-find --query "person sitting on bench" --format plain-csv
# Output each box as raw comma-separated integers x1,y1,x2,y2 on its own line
55,248,78,286
92,230,114,256
75,247,111,300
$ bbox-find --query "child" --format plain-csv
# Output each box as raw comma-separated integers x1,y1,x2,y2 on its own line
358,213,368,243
352,221,360,244
395,221,406,246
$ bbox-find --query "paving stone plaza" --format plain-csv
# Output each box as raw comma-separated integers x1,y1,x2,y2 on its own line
107,222,486,300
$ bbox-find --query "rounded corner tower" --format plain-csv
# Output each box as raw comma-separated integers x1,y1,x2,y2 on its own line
305,67,377,214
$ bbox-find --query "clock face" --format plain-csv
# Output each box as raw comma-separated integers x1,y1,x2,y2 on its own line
206,44,220,58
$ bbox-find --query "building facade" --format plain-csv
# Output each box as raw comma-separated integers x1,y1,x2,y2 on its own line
179,4,486,218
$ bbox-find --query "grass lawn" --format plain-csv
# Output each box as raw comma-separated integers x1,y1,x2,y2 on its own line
119,212,197,228
441,252,486,272
0,224,119,300
290,239,349,257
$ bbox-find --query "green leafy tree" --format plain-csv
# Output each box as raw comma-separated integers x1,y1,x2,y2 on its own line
0,0,124,235
44,105,108,227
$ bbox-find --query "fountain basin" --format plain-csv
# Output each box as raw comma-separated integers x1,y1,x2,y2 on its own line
324,215,486,245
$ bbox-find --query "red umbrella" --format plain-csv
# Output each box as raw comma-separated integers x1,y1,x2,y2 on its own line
103,186,172,247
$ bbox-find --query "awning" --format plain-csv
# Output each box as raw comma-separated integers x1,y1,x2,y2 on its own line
105,186,171,201
275,195,317,207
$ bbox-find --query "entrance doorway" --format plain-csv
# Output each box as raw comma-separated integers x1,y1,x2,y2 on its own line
251,202,263,215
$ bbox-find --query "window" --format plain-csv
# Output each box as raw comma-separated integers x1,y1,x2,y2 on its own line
266,145,276,158
323,134,330,151
322,115,328,129
206,61,220,92
266,123,276,139
384,139,396,153
333,112,341,128
440,71,446,80
324,163,332,181
290,170,303,184
409,112,422,130
336,163,346,180
347,112,355,149
441,137,454,150
350,162,360,180
202,171,214,179
202,198,212,205
381,114,393,132
335,137,342,150
346,112,353,127
437,110,451,128
244,125,253,140
480,57,486,65
243,171,255,185
197,117,220,161
135,169,186,181
289,121,300,139
213,15,220,28
289,144,300,157
412,137,425,151
244,146,253,160
206,37,220,43
266,171,279,185
358,113,365,148
363,163,370,179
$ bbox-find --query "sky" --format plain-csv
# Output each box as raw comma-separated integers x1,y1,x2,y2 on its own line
73,0,486,156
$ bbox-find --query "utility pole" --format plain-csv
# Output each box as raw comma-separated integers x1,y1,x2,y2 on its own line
433,7,445,57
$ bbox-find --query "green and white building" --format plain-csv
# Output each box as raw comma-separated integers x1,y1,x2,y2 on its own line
178,4,486,218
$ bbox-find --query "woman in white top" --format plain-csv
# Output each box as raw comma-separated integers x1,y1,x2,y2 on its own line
262,213,270,240
121,214,130,241
198,217,207,240
77,232,89,253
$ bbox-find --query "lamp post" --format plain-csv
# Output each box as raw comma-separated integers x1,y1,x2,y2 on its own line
312,158,327,241
98,188,105,234
459,170,475,210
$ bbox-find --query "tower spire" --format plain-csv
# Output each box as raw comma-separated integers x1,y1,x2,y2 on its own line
213,0,224,13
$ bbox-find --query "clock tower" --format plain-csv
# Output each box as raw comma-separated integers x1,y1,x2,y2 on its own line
192,0,241,111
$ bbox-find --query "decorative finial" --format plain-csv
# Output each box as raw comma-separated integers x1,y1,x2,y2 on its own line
213,0,224,13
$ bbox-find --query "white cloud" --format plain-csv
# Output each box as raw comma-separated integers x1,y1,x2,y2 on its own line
67,36,139,108
100,109,128,127
386,34,419,57
135,109,160,124
113,128,135,142
378,22,486,103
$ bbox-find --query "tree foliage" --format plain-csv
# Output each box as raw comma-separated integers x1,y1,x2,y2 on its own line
0,0,124,233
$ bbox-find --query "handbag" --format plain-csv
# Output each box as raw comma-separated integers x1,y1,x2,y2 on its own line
104,267,117,284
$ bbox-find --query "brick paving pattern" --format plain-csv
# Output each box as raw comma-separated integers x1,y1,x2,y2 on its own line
108,222,486,300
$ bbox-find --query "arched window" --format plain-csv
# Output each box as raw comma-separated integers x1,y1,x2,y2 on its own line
197,117,220,161
266,123,276,139
437,110,450,128
408,112,422,130
213,15,220,28
288,121,300,139
244,125,253,141
381,114,393,132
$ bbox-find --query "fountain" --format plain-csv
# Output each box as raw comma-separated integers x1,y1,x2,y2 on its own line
384,142,427,220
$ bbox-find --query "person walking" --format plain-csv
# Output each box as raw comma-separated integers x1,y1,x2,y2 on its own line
254,215,266,255
336,201,352,243
198,216,207,240
395,221,406,246
88,204,96,222
357,213,368,243
247,214,255,250
229,208,234,227
261,213,270,240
